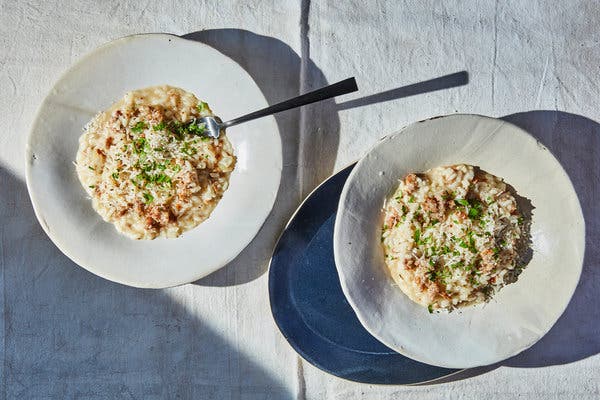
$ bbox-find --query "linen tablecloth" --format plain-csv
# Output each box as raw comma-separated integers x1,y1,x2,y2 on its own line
1,1,598,398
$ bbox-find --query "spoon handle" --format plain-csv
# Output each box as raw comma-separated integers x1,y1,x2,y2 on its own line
222,77,358,128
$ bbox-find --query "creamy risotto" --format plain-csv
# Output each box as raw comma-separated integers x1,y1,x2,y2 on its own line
381,164,525,312
76,85,236,239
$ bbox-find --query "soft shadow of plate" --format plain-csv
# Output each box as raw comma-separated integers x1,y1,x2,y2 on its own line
25,34,282,288
269,164,459,384
333,114,585,368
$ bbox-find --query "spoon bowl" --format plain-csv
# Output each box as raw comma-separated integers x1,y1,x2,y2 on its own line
200,115,224,139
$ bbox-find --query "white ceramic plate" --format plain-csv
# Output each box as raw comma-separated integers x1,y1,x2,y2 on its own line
333,114,584,368
26,34,282,288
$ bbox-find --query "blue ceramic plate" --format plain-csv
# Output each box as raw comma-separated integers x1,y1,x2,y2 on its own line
268,164,459,384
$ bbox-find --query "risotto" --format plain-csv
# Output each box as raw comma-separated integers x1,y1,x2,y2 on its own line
75,85,236,239
381,164,525,312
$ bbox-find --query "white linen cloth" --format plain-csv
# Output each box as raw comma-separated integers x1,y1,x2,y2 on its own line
1,1,598,398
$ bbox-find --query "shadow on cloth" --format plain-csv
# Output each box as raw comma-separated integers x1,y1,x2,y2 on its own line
183,28,339,287
0,167,293,398
184,29,468,287
500,110,600,367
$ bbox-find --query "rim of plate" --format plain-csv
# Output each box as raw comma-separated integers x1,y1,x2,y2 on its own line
333,113,585,368
267,162,465,385
25,33,282,288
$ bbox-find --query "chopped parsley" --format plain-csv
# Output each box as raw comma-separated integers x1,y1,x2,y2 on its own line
168,120,209,139
88,185,95,189
428,304,434,314
152,122,166,131
153,173,171,186
455,198,483,220
187,121,207,135
88,166,95,171
196,101,209,114
133,137,149,154
437,267,452,283
467,232,478,253
181,142,197,156
413,228,421,244
408,196,415,203
428,245,438,256
131,121,147,133
111,172,119,180
426,269,437,281
468,201,483,219
442,191,455,200
142,192,154,204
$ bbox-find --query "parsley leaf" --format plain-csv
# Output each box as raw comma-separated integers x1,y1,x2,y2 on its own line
413,228,421,244
196,101,209,114
142,193,154,204
131,121,147,133
187,121,207,135
153,122,166,131
426,269,437,281
133,137,148,154
468,200,483,219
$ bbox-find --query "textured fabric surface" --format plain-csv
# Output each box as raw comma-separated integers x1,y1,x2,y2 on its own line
1,0,599,398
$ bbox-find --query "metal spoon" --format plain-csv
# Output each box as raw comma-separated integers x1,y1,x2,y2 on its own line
199,77,358,138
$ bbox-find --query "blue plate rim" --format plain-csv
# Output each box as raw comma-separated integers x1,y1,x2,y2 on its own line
267,162,464,385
